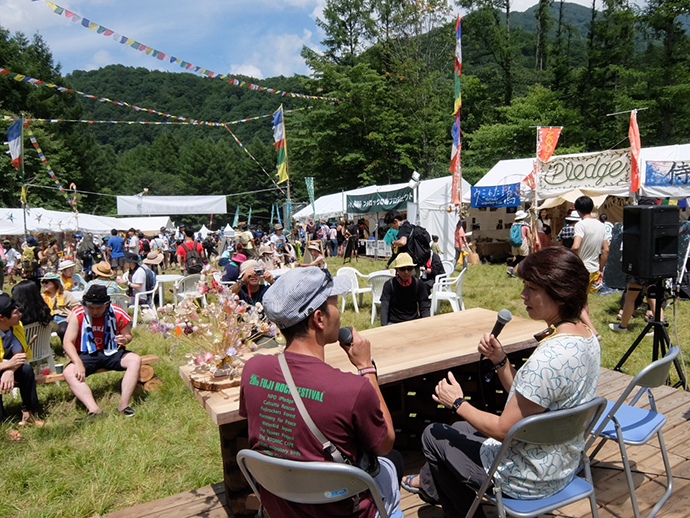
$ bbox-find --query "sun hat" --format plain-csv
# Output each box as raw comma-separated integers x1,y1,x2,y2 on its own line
307,243,322,253
259,244,273,256
92,261,114,278
3,239,11,246
513,210,529,221
231,252,247,264
274,223,283,230
123,251,140,263
143,251,164,265
82,285,111,305
262,267,351,329
565,210,581,222
58,259,76,271
41,272,63,284
240,259,261,274
393,252,416,269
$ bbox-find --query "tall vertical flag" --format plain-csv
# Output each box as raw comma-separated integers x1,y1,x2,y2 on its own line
272,105,289,184
629,110,641,193
232,206,240,227
275,203,282,225
5,118,23,179
523,126,562,189
269,203,275,226
449,15,463,206
305,177,316,218
247,207,252,225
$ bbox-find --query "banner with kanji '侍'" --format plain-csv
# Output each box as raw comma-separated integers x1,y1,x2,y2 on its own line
538,148,631,195
471,183,521,208
346,187,413,214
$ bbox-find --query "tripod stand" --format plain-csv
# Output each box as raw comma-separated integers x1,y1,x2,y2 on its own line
614,278,687,389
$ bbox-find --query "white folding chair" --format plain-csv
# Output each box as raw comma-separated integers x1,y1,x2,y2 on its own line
466,396,608,518
109,293,131,311
430,268,467,315
24,322,56,373
237,449,390,518
336,267,372,313
367,272,393,325
174,273,206,307
131,278,158,329
586,346,679,518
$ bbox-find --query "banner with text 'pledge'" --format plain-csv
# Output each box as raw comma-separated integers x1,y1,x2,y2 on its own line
538,148,631,196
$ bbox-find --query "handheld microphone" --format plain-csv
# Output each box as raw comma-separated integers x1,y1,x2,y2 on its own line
491,309,513,338
338,327,353,346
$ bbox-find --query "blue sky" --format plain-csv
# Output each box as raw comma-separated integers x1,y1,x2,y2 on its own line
2,0,597,81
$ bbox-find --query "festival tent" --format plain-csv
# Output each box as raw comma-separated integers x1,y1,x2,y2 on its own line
222,224,236,237
198,225,211,239
293,176,472,258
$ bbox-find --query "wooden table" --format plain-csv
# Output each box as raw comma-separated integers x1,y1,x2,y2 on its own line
180,308,543,516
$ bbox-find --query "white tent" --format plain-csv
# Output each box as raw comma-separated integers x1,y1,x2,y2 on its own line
223,224,236,237
198,225,210,239
293,176,472,258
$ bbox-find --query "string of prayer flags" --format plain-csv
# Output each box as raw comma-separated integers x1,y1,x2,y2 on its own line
69,182,78,210
224,127,285,195
38,1,338,101
25,123,77,212
272,105,289,184
406,0,453,16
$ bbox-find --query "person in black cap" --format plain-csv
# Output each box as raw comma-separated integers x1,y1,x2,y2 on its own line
0,293,42,433
239,267,403,517
62,285,140,418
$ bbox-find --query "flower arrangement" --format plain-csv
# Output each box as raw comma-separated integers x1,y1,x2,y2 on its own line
152,277,278,383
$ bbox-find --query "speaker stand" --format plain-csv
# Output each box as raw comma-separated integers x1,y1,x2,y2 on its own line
614,279,688,390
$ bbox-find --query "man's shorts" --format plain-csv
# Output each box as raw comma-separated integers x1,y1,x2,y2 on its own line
587,271,599,293
78,349,131,376
110,256,125,268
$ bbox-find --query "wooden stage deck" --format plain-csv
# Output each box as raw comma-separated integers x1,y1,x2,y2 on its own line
103,368,690,518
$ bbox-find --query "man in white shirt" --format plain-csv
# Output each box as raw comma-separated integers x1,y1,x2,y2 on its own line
572,195,609,340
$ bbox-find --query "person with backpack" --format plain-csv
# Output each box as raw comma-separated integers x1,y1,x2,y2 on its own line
384,210,431,275
117,252,153,304
507,210,532,277
176,228,205,275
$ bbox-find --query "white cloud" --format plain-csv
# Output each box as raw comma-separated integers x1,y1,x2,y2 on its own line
230,63,264,79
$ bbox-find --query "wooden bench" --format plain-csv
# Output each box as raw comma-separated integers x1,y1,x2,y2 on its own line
35,354,163,391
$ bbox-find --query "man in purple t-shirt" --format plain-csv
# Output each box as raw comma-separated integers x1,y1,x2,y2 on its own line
240,268,403,518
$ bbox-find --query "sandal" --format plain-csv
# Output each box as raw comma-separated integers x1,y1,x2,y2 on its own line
18,416,45,427
401,474,421,494
8,429,22,441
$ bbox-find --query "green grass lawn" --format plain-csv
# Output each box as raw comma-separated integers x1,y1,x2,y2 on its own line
2,257,688,517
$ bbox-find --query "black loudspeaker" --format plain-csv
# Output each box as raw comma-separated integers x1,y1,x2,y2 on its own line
622,205,680,279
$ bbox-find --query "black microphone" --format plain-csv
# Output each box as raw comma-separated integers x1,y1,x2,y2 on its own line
491,309,513,338
338,327,353,346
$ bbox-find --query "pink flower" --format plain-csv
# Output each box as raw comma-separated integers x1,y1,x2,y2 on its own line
203,352,214,363
194,355,204,366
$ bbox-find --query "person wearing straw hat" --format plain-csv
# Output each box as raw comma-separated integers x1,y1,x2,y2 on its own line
58,259,87,292
143,250,164,275
557,210,581,249
507,210,532,278
380,253,431,326
62,285,139,419
85,261,123,296
257,244,278,271
296,242,327,270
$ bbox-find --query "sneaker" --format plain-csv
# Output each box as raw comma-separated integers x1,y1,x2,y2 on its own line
119,406,135,418
75,412,102,423
609,323,628,332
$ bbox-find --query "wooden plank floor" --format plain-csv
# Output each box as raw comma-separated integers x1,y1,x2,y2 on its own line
103,368,690,518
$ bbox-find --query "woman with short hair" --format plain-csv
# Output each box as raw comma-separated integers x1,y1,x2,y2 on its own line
402,247,600,517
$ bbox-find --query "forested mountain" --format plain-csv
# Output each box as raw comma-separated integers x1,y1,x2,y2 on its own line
1,0,690,227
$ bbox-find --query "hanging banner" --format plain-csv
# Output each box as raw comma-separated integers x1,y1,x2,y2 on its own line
538,148,631,194
470,183,521,208
645,161,690,186
537,127,562,163
629,110,641,192
117,195,226,215
347,187,413,214
305,177,316,217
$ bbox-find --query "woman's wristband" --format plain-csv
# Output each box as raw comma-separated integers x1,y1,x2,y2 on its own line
493,355,508,370
451,396,466,414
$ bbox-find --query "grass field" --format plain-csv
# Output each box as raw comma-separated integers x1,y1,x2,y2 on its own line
2,257,688,518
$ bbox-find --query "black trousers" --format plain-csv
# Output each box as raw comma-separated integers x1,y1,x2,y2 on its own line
0,363,39,420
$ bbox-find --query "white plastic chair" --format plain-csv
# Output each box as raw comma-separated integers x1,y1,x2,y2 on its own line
336,267,372,313
430,268,467,315
237,449,390,518
109,293,131,311
367,272,393,325
131,277,158,329
24,322,56,373
441,260,455,277
466,396,608,518
586,346,680,518
174,273,207,307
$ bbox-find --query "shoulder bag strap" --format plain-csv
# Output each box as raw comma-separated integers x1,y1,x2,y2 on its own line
277,353,348,464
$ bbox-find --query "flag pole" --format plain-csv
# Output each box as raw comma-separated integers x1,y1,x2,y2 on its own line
533,127,540,251
284,104,292,234
20,113,28,240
